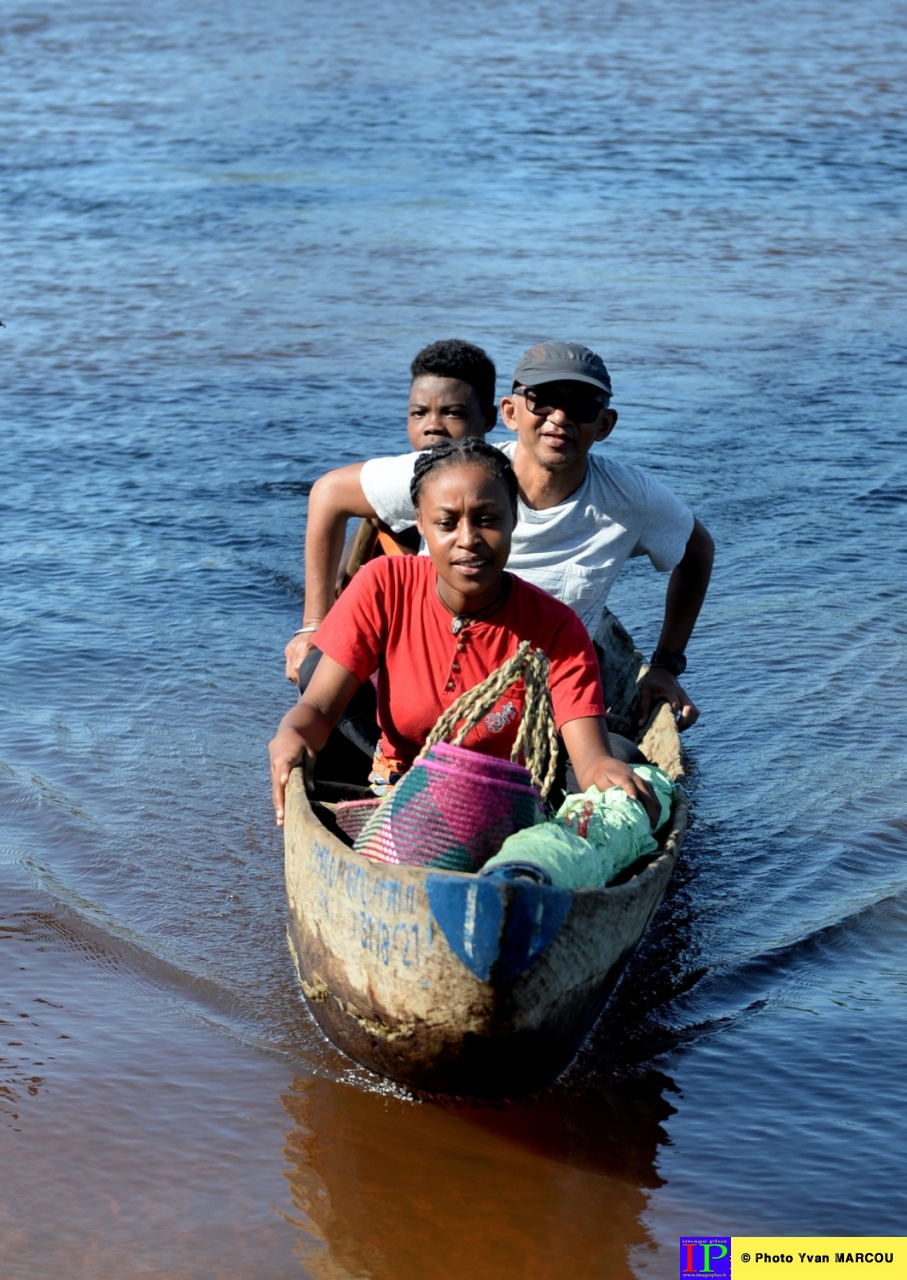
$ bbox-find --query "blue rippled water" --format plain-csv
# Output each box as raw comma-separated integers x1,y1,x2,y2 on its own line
2,0,906,1275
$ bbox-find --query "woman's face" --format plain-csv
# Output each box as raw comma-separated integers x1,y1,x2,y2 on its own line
415,462,515,614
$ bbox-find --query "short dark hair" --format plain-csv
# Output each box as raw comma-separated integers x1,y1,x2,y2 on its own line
410,438,518,517
410,339,496,413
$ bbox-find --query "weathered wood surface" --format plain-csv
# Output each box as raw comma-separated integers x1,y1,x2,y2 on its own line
284,610,688,1096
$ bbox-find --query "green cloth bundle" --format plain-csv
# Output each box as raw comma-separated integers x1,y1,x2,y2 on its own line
480,764,675,889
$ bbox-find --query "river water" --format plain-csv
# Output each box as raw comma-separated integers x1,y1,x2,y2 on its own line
2,0,906,1275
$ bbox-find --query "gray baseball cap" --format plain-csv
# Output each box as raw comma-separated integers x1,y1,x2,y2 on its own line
511,341,612,397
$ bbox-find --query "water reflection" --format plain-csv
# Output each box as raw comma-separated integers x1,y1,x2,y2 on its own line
280,1069,676,1280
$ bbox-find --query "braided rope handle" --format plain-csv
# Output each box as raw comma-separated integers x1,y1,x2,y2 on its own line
416,641,560,797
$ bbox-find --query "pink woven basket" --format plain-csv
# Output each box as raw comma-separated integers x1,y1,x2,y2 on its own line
352,742,543,872
333,797,382,843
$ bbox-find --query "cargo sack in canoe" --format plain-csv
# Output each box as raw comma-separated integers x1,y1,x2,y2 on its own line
352,643,558,872
480,764,676,889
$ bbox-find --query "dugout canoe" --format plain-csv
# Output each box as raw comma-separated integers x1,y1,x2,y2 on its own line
283,610,688,1097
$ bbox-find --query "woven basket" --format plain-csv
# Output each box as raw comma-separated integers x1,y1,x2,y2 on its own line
333,797,382,843
352,742,543,872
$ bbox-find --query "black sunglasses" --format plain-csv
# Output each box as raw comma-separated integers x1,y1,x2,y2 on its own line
513,385,607,423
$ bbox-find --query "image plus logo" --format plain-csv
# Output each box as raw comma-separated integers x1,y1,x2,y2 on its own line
679,1237,732,1279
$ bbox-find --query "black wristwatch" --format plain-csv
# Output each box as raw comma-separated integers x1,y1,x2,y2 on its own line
651,648,687,677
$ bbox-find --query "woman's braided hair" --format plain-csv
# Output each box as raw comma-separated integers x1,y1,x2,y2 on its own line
410,438,518,516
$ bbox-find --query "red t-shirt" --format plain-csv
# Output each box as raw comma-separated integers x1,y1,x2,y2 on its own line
315,556,606,769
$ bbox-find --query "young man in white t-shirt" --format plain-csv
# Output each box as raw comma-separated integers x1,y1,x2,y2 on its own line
285,341,714,732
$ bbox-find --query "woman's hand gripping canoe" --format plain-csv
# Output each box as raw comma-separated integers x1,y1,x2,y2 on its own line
269,656,362,826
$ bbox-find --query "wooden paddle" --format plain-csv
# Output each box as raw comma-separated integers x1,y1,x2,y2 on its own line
335,517,420,595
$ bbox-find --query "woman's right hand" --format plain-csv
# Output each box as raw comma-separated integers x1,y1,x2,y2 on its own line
269,728,315,826
269,655,364,824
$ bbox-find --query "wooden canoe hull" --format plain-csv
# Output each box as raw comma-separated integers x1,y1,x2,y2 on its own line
284,701,687,1096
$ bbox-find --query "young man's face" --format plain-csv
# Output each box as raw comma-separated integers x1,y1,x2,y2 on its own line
407,375,493,450
500,380,616,469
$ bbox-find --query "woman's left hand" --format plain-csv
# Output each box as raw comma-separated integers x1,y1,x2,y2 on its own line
562,717,662,828
588,758,661,828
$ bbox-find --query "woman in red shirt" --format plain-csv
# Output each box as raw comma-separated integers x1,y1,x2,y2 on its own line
269,440,658,826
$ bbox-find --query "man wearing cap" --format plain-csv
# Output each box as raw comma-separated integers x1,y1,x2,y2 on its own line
290,340,714,730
